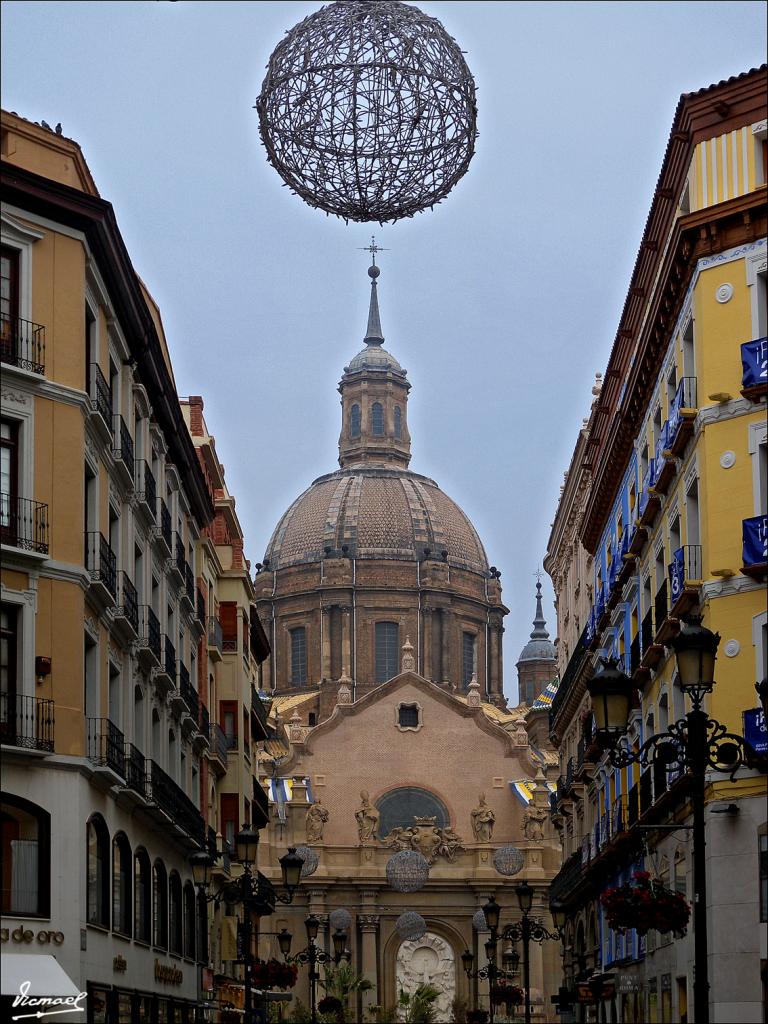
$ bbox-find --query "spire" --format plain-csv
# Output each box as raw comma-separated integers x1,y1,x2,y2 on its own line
530,578,550,640
364,263,385,345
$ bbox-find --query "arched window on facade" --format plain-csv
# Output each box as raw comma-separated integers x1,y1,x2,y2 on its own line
169,870,183,955
197,890,209,964
371,402,384,436
183,881,196,960
290,627,307,686
350,404,361,439
112,832,132,936
462,632,476,689
394,405,402,439
375,621,399,683
134,847,151,943
87,814,110,927
0,793,51,917
375,787,449,838
153,859,168,949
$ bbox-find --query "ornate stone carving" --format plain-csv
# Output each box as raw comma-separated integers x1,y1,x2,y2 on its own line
382,816,464,864
396,932,455,1022
401,635,415,672
0,387,30,406
466,676,481,707
355,791,380,844
305,800,329,843
336,676,352,704
358,914,380,930
522,803,548,842
470,794,495,842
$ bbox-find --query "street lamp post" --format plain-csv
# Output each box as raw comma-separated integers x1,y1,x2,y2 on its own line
278,917,348,1024
190,827,304,1024
585,617,765,1024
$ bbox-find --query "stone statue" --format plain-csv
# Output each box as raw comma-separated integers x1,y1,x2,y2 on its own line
471,794,496,842
355,790,380,843
523,803,548,842
305,800,329,843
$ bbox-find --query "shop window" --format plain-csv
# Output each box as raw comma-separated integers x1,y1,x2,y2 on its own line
375,621,399,683
0,793,50,916
153,859,168,948
112,832,132,936
169,870,183,955
134,847,151,943
183,880,196,960
87,814,110,927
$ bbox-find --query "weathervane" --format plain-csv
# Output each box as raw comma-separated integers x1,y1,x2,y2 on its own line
359,236,389,267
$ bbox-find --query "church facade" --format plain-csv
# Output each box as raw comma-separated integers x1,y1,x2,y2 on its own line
254,259,562,1020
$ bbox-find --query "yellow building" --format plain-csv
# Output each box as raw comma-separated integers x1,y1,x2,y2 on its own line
1,112,214,1020
546,67,767,1024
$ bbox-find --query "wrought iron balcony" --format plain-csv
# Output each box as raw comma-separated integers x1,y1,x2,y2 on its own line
667,377,697,455
87,717,126,777
138,605,161,664
251,685,269,739
668,544,703,617
174,532,186,578
1,494,49,554
134,461,156,520
640,605,663,671
199,703,210,741
85,531,117,600
742,514,768,579
179,662,199,719
629,633,641,677
125,742,148,797
652,421,676,494
741,336,767,400
251,775,270,830
653,579,668,638
208,616,223,659
0,691,54,751
146,759,205,845
115,571,139,636
155,497,172,553
161,635,176,680
209,722,228,769
637,461,661,527
183,563,195,608
111,415,134,476
89,362,112,429
196,587,206,626
1,314,45,374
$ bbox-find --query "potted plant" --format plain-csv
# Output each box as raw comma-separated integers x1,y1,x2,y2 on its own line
600,871,691,935
318,995,344,1022
490,983,524,1015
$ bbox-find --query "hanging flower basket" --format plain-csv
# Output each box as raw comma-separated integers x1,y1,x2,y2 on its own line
251,958,299,989
318,995,344,1021
600,871,691,936
490,983,524,1009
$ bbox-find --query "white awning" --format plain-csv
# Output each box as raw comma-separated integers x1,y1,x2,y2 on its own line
0,954,81,997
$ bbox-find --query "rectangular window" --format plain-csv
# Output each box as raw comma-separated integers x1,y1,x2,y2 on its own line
1,246,20,364
0,419,19,541
220,601,238,652
462,632,475,689
375,621,399,683
221,700,237,749
290,626,307,686
221,794,239,852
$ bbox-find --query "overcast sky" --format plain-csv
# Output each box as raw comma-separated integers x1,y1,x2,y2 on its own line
3,1,765,703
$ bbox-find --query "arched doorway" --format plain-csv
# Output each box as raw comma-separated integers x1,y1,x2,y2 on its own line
395,932,455,1021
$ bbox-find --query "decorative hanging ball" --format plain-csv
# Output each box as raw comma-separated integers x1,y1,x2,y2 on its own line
255,0,478,223
472,908,489,932
294,845,319,878
386,850,430,893
329,908,353,931
396,911,427,941
493,845,525,877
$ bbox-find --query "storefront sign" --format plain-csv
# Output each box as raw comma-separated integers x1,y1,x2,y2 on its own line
1,927,65,945
617,973,641,993
744,708,768,755
113,955,127,972
154,960,183,985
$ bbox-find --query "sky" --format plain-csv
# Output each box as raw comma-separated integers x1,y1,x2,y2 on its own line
2,1,765,704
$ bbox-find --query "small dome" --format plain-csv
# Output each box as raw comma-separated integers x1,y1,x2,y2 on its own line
344,345,404,375
517,580,556,665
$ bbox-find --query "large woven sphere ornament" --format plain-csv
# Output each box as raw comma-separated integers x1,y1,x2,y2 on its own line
396,911,427,941
472,908,489,933
493,845,525,877
256,0,478,223
329,908,353,931
386,850,430,892
294,845,319,878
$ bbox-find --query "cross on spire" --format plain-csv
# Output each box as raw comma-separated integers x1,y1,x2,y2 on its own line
533,567,543,585
359,235,389,267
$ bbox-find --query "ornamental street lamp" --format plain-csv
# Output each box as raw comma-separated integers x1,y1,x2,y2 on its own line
190,829,304,1024
503,883,561,1024
585,617,766,1024
279,917,349,1024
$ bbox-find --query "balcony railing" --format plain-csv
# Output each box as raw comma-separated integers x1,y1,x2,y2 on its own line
626,781,639,828
184,564,195,605
138,605,161,662
629,633,641,676
251,686,269,738
743,515,767,572
654,422,669,476
1,314,45,374
667,377,697,453
211,722,228,765
174,533,186,578
0,691,54,751
641,606,654,653
0,494,49,554
125,742,148,796
196,587,206,625
654,579,668,634
134,461,156,519
156,498,172,551
162,635,176,680
669,544,702,606
179,663,199,719
208,616,223,651
146,759,205,844
89,363,112,426
741,337,767,396
112,415,134,470
85,531,117,599
115,571,139,634
200,703,210,739
87,718,126,777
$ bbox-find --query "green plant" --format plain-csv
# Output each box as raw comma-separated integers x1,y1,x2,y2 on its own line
366,1006,398,1023
287,999,313,1023
398,983,441,1024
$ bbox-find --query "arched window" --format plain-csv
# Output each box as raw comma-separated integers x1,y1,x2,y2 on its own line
290,627,307,686
462,632,476,689
0,793,51,917
169,870,183,955
112,832,132,936
134,847,151,943
87,814,110,927
183,881,196,960
349,404,361,439
197,890,209,964
371,402,384,436
375,621,399,682
153,859,168,949
394,405,402,439
376,787,449,838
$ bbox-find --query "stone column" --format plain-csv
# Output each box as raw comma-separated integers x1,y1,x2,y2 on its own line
440,608,451,684
488,624,499,696
359,913,380,1017
497,624,505,698
422,604,432,678
341,605,351,677
321,605,332,680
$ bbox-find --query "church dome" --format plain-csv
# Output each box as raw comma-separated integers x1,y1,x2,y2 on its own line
517,581,556,665
264,465,489,574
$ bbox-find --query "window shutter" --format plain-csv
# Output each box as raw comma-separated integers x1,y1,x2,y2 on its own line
220,602,237,644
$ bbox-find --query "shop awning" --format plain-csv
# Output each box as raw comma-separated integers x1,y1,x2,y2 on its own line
1,954,81,997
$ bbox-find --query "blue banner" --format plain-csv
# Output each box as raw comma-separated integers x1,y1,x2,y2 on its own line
743,515,767,566
744,708,767,755
669,547,685,603
741,337,767,389
654,421,669,469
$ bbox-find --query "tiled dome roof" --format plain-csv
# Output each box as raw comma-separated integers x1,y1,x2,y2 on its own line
264,466,489,573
